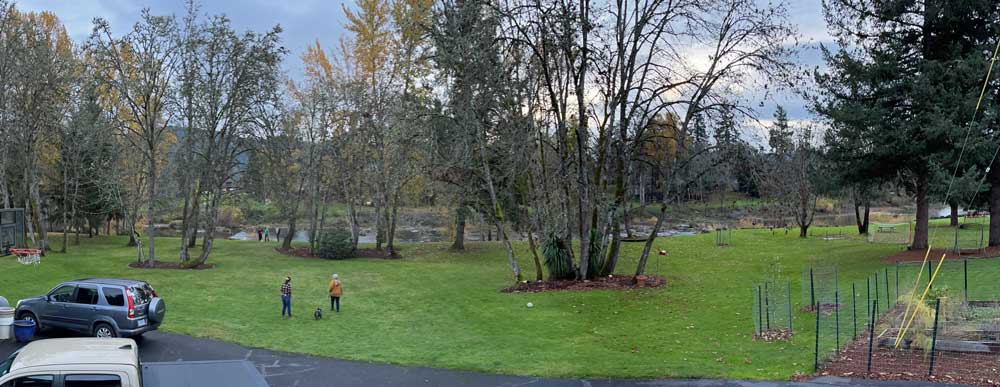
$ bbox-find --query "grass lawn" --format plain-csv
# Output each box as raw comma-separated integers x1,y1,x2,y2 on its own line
1,221,997,380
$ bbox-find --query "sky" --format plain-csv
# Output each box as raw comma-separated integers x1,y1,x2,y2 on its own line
17,0,834,139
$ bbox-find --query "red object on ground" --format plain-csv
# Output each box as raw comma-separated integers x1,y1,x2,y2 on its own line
658,250,666,256
9,248,41,256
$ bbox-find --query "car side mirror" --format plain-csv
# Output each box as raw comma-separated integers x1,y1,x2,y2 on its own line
45,295,53,302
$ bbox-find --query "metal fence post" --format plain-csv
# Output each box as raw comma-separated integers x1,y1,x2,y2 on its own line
884,267,890,308
815,301,821,372
964,259,969,301
928,298,942,376
927,260,932,289
852,282,857,339
757,285,763,334
874,271,879,311
895,263,899,301
810,268,815,311
835,284,840,349
866,277,871,321
787,280,793,332
765,281,771,330
867,300,876,373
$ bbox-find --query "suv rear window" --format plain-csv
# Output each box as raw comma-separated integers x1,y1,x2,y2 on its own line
102,287,125,306
129,284,153,305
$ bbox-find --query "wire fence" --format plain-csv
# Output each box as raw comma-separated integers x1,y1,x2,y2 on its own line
815,260,1000,386
754,258,1000,386
753,279,793,340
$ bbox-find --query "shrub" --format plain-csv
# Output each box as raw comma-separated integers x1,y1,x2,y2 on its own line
587,229,610,279
541,233,576,280
316,228,355,259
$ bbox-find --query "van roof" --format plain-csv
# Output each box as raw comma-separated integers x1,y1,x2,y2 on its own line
10,338,139,372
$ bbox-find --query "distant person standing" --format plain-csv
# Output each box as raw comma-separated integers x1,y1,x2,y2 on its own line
264,227,270,242
328,274,343,312
281,276,293,318
276,228,282,242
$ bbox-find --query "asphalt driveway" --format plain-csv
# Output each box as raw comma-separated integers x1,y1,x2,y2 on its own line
0,331,971,387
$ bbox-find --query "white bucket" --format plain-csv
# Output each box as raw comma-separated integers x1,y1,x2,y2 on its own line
0,307,13,340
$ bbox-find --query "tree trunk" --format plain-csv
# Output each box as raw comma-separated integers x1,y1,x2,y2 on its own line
347,200,360,249
146,155,157,265
526,225,543,281
187,187,203,248
988,162,1000,246
193,188,223,266
912,173,930,250
451,205,467,251
799,225,809,238
61,165,69,253
178,184,193,262
282,218,296,249
854,196,870,235
29,182,47,252
949,200,959,227
635,202,667,276
387,196,398,257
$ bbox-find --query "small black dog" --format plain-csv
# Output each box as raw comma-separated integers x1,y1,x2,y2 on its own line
314,308,323,320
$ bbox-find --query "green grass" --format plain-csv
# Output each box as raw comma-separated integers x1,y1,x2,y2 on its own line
1,225,998,380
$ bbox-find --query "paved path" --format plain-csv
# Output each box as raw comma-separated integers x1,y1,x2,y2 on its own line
0,332,968,387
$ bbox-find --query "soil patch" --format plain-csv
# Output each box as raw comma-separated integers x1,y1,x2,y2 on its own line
127,260,215,270
812,331,1000,386
883,246,1000,263
500,274,665,293
275,247,398,259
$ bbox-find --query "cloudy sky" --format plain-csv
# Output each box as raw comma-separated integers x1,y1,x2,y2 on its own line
18,0,833,137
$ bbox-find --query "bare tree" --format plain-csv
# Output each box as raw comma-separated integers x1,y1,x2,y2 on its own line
91,11,180,264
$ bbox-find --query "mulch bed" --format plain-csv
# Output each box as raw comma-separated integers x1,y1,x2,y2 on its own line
810,332,1000,386
754,328,793,342
883,246,1000,263
500,274,666,293
275,247,398,259
127,260,215,270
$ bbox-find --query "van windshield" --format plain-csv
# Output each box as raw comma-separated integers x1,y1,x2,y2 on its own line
0,349,18,378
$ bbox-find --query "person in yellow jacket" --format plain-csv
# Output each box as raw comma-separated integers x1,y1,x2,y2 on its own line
328,274,343,312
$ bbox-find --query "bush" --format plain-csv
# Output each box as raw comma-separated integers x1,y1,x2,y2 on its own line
316,228,355,259
541,233,576,280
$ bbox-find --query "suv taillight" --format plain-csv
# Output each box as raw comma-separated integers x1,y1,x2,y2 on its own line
126,288,136,318
151,289,157,298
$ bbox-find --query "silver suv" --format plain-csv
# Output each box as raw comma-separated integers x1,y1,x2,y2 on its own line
15,278,166,338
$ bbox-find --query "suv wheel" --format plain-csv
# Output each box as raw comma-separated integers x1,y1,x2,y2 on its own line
18,312,39,330
94,323,117,338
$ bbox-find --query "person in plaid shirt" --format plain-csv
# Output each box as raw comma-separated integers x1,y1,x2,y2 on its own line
280,276,293,318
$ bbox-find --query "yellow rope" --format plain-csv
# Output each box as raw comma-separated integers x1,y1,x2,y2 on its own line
894,253,947,348
893,245,932,347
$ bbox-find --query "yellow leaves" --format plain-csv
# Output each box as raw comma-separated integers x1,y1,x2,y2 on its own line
302,40,336,83
642,113,690,163
343,0,393,80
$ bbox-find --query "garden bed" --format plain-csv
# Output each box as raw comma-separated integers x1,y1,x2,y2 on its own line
814,334,1000,386
127,260,215,270
275,246,398,259
501,274,665,293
